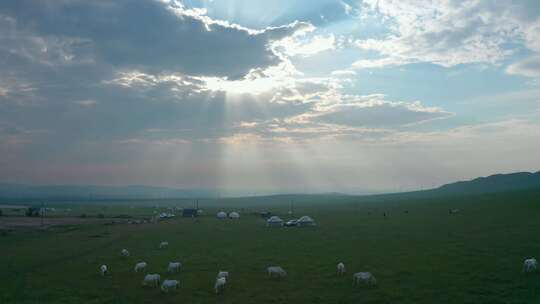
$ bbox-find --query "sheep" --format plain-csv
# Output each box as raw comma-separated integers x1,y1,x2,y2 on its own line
523,258,538,273
100,265,108,276
217,271,229,279
160,279,179,293
167,262,181,273
159,241,169,249
267,266,287,278
353,272,377,286
214,277,226,294
121,249,130,257
337,262,346,275
143,274,161,287
134,262,147,273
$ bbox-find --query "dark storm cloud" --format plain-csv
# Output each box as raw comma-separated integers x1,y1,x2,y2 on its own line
0,0,316,162
0,0,309,78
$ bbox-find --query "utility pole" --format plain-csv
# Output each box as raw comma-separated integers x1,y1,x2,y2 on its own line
40,201,44,228
289,200,294,215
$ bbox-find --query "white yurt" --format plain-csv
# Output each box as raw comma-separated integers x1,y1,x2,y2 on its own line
197,209,204,216
216,211,227,219
296,215,315,226
266,216,284,227
229,211,240,219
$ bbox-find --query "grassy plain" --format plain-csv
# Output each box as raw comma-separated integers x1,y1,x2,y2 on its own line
1,190,540,303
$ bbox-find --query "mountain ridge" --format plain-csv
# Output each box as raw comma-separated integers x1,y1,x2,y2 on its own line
0,170,539,200
434,171,540,195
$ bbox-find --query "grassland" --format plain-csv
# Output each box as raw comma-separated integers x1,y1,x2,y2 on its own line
1,189,540,303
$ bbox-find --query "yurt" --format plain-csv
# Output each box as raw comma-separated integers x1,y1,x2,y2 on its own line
266,216,284,227
229,211,240,219
216,211,227,219
296,215,315,226
197,209,204,216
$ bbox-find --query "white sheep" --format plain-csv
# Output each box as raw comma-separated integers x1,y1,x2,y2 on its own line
159,241,169,249
100,265,108,276
121,249,130,257
134,262,147,273
217,271,229,279
449,208,460,214
168,262,182,273
143,274,161,287
337,262,346,275
214,277,226,294
523,258,538,273
267,266,287,278
160,279,179,293
353,272,377,286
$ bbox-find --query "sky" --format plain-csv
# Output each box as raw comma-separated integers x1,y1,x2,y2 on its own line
1,0,540,195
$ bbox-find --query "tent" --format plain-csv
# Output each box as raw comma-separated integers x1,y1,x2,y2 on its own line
266,216,284,227
229,211,240,219
216,211,227,219
197,209,204,216
296,215,315,226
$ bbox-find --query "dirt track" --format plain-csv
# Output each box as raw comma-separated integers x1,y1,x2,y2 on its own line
0,216,107,230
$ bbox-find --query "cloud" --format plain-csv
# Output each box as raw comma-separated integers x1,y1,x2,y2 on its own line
75,99,97,107
506,56,540,78
1,0,538,192
310,96,453,128
0,0,311,79
353,0,523,69
274,33,337,58
330,69,356,76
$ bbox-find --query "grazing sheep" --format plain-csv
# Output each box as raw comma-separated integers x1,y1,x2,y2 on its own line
449,209,460,214
100,265,108,276
159,241,169,249
214,277,226,294
121,249,130,257
337,262,346,275
353,272,377,286
143,274,161,287
167,262,181,273
160,279,179,293
267,266,287,278
217,271,229,279
134,262,147,273
523,258,538,273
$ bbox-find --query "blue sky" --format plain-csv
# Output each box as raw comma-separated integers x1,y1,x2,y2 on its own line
1,0,540,195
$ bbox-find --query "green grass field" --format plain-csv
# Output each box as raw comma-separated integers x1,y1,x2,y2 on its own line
2,190,540,303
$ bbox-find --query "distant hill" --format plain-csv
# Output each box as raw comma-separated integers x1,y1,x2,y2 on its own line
0,184,219,200
1,171,539,201
434,171,540,195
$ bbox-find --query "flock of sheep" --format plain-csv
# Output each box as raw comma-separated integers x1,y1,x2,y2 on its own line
99,244,538,295
98,242,379,295
95,209,539,297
